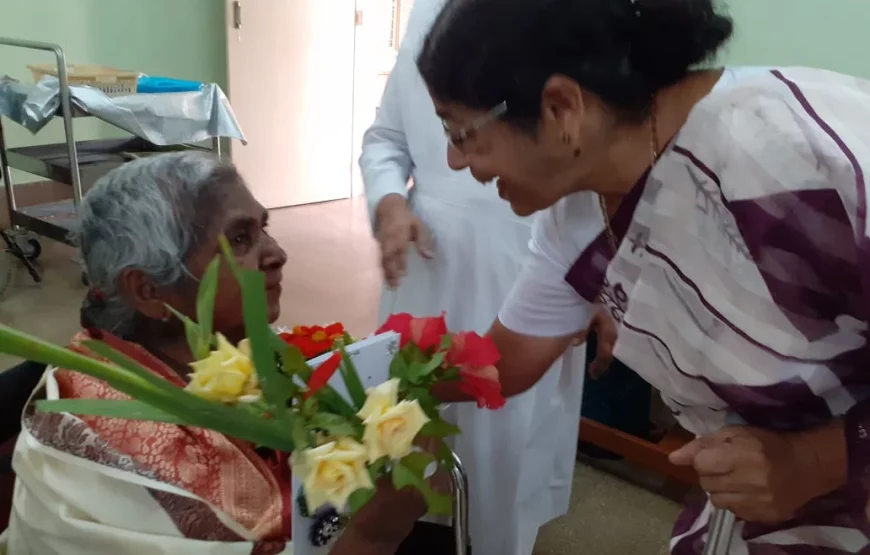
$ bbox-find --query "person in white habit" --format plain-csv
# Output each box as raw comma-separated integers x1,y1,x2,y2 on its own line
359,1,586,553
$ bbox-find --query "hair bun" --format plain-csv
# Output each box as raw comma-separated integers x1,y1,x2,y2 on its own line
630,0,733,89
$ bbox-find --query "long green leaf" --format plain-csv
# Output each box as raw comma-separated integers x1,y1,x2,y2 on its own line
338,347,367,409
37,399,188,424
219,237,294,417
0,326,295,451
166,305,208,361
238,270,293,415
196,257,221,345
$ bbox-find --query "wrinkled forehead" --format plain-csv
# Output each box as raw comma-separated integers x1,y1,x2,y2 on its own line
210,180,265,223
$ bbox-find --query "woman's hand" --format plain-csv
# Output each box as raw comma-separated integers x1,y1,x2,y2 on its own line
669,424,846,523
575,304,617,379
374,194,434,288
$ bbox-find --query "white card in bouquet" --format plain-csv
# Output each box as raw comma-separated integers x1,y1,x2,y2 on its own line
291,331,400,555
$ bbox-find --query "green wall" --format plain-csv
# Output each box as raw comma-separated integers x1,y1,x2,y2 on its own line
723,0,868,78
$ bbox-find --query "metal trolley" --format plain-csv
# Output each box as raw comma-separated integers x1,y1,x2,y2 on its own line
0,37,221,284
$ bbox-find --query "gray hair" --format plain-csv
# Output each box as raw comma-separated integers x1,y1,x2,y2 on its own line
75,151,240,335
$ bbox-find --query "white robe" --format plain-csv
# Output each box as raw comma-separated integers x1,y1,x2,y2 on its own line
359,1,586,553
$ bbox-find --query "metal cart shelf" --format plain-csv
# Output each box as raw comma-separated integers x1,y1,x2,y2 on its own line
0,37,222,284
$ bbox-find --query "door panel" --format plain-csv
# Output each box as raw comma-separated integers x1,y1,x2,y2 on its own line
226,0,356,208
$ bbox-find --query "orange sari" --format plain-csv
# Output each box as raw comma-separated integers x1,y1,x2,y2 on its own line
43,329,292,551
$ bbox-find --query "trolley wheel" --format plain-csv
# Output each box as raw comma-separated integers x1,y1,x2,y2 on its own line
17,237,42,260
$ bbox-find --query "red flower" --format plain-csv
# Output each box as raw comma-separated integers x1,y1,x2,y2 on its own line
446,331,500,367
458,365,506,409
377,312,448,351
305,352,342,399
280,323,345,359
446,332,504,409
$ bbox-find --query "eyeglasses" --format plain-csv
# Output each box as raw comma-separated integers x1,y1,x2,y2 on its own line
441,101,507,150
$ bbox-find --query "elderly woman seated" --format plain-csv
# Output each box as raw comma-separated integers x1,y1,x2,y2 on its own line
2,152,424,554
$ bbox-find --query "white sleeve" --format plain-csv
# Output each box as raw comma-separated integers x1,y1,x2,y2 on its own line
359,54,414,228
498,198,596,337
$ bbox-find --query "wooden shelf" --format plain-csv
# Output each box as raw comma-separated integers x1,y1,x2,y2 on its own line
578,417,698,486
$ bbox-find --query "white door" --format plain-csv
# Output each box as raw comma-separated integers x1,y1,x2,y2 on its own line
226,0,357,209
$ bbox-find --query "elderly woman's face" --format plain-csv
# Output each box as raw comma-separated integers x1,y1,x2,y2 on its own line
182,182,287,336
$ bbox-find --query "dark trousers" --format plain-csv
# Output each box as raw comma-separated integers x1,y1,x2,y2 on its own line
578,332,652,458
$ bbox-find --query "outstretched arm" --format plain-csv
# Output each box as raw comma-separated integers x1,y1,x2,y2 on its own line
435,202,602,402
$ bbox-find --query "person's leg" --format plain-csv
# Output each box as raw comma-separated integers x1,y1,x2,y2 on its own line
577,332,653,459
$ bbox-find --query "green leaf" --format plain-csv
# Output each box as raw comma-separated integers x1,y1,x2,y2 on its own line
436,439,455,471
37,399,188,424
347,487,376,514
314,388,358,419
338,348,367,409
0,326,296,452
231,257,295,416
406,352,446,383
400,451,435,478
403,343,426,364
278,341,310,377
392,463,452,517
195,257,221,345
166,305,209,361
439,334,453,352
420,418,462,438
389,353,409,381
367,457,388,480
289,413,311,450
439,367,461,381
308,412,362,438
406,387,439,418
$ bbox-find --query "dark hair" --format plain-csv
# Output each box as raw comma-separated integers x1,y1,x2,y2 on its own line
417,0,733,125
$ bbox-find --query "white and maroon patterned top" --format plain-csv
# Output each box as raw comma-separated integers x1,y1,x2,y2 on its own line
499,67,870,553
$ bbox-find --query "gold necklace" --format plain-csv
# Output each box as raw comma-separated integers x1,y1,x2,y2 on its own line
599,103,661,255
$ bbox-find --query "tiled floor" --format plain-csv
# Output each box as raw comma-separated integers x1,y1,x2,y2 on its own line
0,197,680,553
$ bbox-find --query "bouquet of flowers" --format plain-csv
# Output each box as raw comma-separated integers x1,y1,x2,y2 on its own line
0,238,505,527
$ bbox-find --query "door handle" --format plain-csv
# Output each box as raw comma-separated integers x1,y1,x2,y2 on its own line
233,1,242,30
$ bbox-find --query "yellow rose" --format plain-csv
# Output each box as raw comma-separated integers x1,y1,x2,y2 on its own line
293,438,374,512
357,378,400,421
357,379,431,462
185,334,261,403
